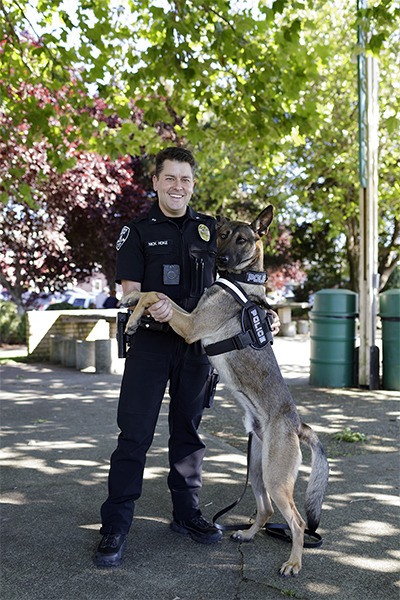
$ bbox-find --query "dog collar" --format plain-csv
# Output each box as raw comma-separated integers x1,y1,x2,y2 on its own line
218,270,268,285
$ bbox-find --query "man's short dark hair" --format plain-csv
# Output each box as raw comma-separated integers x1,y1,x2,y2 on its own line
154,147,196,178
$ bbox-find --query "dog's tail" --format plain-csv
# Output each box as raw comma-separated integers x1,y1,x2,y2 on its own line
299,422,329,534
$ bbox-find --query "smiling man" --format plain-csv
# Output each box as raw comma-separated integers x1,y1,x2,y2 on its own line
153,158,195,217
95,147,221,568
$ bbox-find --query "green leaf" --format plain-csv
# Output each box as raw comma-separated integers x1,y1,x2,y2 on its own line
273,0,287,14
19,183,34,205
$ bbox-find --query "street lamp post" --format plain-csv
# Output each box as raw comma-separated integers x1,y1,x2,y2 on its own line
357,0,380,388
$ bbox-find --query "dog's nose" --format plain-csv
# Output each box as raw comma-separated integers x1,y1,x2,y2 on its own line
217,255,229,265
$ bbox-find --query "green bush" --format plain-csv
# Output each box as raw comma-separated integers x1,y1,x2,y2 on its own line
0,301,27,345
46,302,78,310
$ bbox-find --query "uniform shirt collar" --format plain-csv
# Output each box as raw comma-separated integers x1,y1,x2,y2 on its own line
148,202,203,224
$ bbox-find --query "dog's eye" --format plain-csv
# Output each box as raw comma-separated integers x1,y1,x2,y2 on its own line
237,237,247,245
219,232,229,240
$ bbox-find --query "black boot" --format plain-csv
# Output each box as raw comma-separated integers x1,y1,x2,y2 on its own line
94,533,126,567
171,514,222,544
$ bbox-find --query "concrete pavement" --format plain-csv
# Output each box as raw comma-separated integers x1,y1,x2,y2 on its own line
0,336,399,600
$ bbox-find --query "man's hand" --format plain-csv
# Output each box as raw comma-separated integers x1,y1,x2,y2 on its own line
268,309,280,336
147,293,173,323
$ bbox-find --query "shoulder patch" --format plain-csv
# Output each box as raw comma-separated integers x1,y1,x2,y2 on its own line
116,226,130,251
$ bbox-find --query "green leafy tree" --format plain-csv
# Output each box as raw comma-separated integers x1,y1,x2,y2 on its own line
1,0,399,298
0,100,152,310
270,4,400,292
43,152,153,289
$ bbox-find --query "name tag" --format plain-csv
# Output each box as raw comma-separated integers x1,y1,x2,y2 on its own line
147,240,170,247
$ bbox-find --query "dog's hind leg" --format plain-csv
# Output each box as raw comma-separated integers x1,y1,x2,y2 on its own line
231,431,274,542
265,431,306,577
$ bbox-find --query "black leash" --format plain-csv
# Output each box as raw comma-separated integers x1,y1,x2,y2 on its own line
212,433,253,531
264,524,323,549
212,432,324,548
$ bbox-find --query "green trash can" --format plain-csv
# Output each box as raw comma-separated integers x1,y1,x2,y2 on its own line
310,289,358,387
380,289,400,391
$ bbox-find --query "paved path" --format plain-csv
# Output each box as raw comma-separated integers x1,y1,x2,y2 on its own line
1,337,399,599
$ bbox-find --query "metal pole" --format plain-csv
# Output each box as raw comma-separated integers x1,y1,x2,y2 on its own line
357,1,380,388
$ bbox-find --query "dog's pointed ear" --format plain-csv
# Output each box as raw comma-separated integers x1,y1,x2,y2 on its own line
250,205,274,237
216,215,230,230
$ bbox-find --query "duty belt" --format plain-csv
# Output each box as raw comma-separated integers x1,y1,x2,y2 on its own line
138,315,170,333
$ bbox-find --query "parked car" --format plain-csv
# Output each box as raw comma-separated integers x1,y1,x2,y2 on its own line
63,289,96,309
24,292,65,311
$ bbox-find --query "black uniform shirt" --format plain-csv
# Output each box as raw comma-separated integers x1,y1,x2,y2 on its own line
116,202,217,311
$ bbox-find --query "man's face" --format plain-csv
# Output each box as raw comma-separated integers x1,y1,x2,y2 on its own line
153,159,194,217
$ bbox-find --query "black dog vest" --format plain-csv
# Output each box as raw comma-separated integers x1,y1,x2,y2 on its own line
204,277,273,356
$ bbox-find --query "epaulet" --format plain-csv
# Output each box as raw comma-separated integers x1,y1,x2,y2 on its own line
132,213,148,224
188,206,216,224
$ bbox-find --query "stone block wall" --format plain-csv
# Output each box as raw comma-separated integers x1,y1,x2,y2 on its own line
27,309,119,361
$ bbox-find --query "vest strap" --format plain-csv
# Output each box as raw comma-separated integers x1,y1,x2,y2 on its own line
204,279,273,356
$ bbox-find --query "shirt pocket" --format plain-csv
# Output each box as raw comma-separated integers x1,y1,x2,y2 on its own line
143,239,180,292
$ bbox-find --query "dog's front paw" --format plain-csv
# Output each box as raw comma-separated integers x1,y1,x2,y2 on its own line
125,314,140,335
231,530,253,543
120,290,141,308
279,559,301,577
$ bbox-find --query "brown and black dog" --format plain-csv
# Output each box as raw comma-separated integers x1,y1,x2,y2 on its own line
122,206,329,577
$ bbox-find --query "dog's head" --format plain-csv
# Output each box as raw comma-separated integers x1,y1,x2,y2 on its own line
216,205,274,272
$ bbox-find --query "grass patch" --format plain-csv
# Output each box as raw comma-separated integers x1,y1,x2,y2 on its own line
333,427,367,443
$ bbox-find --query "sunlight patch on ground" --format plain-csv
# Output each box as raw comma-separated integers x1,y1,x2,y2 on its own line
367,483,395,490
16,440,95,450
328,493,400,508
322,548,400,573
203,472,244,485
143,466,169,480
0,491,28,505
57,459,102,467
345,520,400,543
1,455,62,474
363,443,398,453
306,582,341,595
79,523,102,531
75,478,103,486
204,452,247,465
336,554,399,572
133,515,170,524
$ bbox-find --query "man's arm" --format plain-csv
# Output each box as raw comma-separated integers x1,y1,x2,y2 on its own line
121,280,141,296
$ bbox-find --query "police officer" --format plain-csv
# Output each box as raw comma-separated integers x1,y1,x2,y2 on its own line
95,147,222,568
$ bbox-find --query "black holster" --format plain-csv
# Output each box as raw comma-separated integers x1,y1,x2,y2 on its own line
117,311,130,358
204,368,220,409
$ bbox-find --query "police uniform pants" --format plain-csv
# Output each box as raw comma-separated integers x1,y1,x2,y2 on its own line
100,327,212,535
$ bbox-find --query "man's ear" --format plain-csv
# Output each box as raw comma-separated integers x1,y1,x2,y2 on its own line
250,205,274,237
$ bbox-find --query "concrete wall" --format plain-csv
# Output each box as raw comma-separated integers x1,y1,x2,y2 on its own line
27,309,119,361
